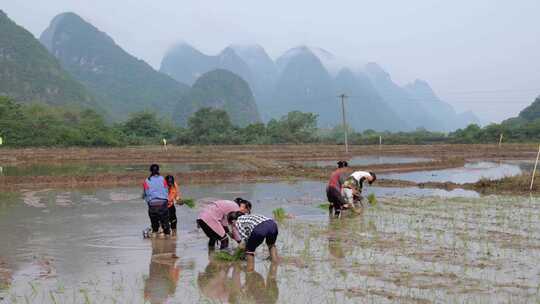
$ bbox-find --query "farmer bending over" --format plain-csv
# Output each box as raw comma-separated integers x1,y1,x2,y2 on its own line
326,161,349,217
228,211,279,272
342,171,376,209
197,198,252,250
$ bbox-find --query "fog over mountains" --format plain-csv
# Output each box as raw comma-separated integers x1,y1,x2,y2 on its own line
162,43,479,131
40,12,190,121
1,10,479,131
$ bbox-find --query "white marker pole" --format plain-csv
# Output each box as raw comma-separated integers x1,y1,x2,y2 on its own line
379,135,382,150
498,133,503,148
530,144,540,191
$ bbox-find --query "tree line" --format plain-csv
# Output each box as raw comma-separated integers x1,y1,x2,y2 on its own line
1,96,539,147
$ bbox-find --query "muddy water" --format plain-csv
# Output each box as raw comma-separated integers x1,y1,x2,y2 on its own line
297,156,432,168
0,162,249,177
382,161,522,183
1,182,538,303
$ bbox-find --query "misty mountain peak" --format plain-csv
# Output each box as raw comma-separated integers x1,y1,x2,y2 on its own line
219,46,241,60
364,62,390,80
229,43,274,67
167,41,205,56
405,79,436,96
276,46,320,72
40,11,188,120
40,12,116,54
229,43,266,54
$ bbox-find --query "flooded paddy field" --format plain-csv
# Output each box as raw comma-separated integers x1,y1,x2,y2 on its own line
1,181,539,303
295,156,432,168
0,144,538,190
0,162,249,177
381,161,523,184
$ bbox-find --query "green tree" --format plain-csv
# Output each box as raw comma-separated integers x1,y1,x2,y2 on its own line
187,107,236,144
267,111,318,143
121,111,163,138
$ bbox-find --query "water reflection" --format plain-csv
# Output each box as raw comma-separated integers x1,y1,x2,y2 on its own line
144,239,180,304
197,261,238,302
236,264,279,304
327,215,369,259
381,161,522,183
197,259,279,304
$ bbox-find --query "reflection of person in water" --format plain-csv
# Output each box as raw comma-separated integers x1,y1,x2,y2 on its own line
239,263,279,304
197,260,238,302
198,259,279,304
327,216,370,259
144,239,180,304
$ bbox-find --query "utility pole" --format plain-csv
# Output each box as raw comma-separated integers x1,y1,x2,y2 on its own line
338,94,349,154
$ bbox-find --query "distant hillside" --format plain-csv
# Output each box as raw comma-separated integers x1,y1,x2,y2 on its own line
161,43,478,131
333,68,407,131
365,63,479,131
0,10,96,108
175,69,261,127
272,47,337,127
518,96,540,121
40,12,189,120
404,79,480,130
160,43,253,87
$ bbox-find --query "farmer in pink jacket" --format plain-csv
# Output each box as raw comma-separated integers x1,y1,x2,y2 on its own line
197,198,252,250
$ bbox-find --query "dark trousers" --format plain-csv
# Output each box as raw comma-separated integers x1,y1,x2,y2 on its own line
197,219,229,249
246,220,278,253
168,205,177,230
148,204,170,235
326,186,345,210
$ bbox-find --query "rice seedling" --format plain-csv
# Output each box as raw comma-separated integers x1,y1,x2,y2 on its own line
180,198,195,208
272,207,287,221
214,248,245,261
318,203,330,210
367,193,377,206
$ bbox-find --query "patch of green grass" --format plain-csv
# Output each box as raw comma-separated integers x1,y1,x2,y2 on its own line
367,193,377,206
318,203,330,210
214,248,245,261
180,198,195,208
272,207,287,221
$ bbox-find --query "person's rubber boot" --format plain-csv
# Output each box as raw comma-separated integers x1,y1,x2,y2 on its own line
219,237,229,250
269,245,278,262
328,203,334,216
246,253,255,272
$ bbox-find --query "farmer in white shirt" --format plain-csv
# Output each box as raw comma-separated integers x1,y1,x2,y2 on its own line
341,171,376,209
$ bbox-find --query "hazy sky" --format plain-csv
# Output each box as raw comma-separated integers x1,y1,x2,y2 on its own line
3,0,540,123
